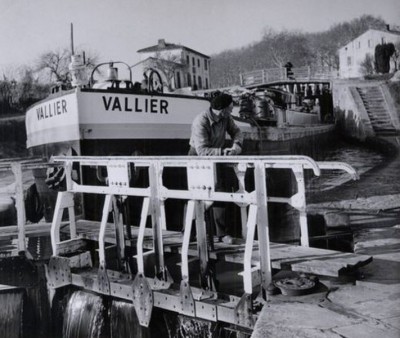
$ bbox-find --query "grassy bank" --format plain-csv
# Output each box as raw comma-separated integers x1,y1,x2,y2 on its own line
0,115,28,158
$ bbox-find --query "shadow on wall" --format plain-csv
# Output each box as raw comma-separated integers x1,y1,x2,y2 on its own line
335,108,369,141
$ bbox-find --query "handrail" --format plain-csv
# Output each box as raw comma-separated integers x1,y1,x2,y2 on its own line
52,154,321,176
49,155,358,302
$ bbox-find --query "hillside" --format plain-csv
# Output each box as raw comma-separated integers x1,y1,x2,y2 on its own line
209,15,389,88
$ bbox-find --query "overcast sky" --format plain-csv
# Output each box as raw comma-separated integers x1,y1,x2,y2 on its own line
1,0,399,71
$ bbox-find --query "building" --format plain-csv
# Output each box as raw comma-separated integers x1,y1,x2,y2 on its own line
338,26,400,78
132,39,211,91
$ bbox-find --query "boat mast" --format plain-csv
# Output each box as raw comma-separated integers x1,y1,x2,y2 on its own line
70,23,74,56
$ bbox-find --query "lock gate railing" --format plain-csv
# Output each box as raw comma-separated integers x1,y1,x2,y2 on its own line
45,155,358,329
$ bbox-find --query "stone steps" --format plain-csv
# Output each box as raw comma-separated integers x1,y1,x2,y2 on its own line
356,86,397,135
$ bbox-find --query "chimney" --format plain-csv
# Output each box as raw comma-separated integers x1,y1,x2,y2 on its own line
386,24,390,31
158,39,166,48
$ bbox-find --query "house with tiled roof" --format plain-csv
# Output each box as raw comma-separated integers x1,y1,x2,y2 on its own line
338,26,400,78
132,39,211,91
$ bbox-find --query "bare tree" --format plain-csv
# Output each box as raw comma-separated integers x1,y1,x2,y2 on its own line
36,48,71,83
261,28,313,68
36,47,99,84
144,51,185,90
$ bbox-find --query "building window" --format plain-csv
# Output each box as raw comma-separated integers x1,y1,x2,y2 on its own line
192,75,197,89
198,76,202,89
187,73,191,87
381,37,386,44
205,78,209,89
368,40,372,48
186,55,189,64
357,41,361,49
192,57,195,65
347,56,352,66
192,66,196,74
176,72,181,89
204,59,208,70
197,59,200,67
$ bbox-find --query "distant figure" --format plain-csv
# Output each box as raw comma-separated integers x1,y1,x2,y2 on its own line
320,86,333,122
284,62,295,80
141,73,149,93
189,92,243,244
306,85,313,99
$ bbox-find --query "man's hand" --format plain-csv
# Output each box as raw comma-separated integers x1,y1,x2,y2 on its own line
223,143,242,156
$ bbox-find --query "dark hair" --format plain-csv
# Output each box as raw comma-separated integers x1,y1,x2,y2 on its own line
211,93,233,110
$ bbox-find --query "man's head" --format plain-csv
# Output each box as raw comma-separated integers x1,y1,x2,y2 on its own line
210,93,233,116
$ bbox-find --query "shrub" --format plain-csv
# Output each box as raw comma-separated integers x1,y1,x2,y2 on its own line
375,43,395,73
360,54,375,76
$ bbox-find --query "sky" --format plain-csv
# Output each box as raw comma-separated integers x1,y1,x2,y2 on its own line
0,0,399,73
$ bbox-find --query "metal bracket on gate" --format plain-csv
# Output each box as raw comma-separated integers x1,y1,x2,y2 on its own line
180,279,196,317
46,256,72,289
132,273,154,327
97,265,111,295
152,267,174,290
234,293,255,329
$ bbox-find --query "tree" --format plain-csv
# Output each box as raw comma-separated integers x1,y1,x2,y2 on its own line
0,76,16,114
36,48,71,83
13,67,49,109
392,41,400,71
36,48,99,84
261,28,313,68
144,51,185,90
360,54,375,76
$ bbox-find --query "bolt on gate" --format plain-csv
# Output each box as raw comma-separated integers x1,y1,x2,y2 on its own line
47,155,358,329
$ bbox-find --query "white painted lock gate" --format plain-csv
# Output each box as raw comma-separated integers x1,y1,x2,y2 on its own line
46,155,358,330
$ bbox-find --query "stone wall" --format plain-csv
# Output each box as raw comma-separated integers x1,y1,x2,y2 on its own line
332,81,374,140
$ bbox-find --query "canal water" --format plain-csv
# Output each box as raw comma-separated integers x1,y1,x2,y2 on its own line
306,139,385,194
0,139,387,337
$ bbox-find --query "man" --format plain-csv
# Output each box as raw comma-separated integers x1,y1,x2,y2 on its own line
189,92,243,156
189,92,243,244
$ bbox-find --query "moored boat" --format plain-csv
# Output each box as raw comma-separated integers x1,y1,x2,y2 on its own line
24,57,336,222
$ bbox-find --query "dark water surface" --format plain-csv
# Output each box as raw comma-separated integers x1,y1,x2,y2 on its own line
306,140,385,194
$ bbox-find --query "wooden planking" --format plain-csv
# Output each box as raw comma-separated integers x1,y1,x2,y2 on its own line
70,220,372,277
0,223,52,241
0,219,371,277
224,243,372,277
